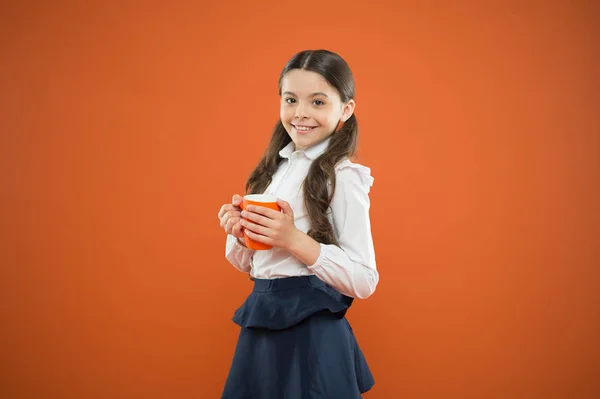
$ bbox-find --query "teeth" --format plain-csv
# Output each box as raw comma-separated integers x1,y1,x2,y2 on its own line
295,126,314,131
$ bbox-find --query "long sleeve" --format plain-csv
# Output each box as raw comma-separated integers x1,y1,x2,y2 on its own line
225,234,255,273
307,161,379,299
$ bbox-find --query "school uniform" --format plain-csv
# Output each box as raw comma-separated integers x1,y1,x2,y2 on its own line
221,137,379,398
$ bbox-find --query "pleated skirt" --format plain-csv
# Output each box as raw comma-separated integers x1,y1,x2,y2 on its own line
221,275,374,399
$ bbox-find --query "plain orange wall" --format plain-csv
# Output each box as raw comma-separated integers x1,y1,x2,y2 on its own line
1,1,598,398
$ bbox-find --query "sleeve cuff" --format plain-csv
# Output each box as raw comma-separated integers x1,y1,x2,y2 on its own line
306,243,325,269
228,234,254,253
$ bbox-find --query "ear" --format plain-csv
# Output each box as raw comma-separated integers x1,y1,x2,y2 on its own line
341,99,356,122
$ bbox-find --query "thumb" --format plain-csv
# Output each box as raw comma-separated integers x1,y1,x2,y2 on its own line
277,198,294,215
232,194,243,207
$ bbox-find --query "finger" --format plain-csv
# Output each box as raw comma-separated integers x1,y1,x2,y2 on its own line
218,204,228,219
241,210,275,228
231,222,244,238
240,219,268,236
276,198,294,216
225,217,241,232
224,218,233,233
218,204,235,219
246,205,281,219
220,211,232,227
244,229,272,245
232,194,243,207
220,211,231,227
221,209,242,226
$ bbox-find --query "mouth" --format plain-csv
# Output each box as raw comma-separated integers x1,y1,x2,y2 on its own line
292,124,317,133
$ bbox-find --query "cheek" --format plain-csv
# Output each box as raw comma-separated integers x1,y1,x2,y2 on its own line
320,113,338,129
318,106,341,126
280,106,292,123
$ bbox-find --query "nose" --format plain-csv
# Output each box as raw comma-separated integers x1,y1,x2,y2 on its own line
294,101,308,119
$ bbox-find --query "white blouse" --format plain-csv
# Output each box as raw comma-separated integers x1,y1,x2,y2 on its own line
225,137,379,299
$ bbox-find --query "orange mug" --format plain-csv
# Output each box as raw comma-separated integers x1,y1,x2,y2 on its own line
241,194,281,250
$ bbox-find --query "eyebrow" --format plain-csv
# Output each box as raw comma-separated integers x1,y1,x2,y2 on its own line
282,91,329,98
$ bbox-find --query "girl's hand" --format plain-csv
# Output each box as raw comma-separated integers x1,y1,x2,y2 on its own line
240,198,299,250
217,194,244,239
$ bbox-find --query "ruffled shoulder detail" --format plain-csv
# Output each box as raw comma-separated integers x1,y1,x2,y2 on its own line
335,159,375,192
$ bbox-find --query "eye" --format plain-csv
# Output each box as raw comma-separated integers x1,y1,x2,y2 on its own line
285,97,296,104
313,99,325,106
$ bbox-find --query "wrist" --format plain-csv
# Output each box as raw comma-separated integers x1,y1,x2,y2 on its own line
285,228,304,253
286,229,321,266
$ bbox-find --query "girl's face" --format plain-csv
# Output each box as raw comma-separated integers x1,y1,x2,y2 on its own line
280,69,355,151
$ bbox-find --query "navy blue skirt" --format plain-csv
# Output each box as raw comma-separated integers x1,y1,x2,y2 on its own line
221,275,375,399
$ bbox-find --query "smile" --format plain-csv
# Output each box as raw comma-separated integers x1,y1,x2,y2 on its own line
292,125,317,132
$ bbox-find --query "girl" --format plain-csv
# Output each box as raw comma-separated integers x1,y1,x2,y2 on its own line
217,49,379,398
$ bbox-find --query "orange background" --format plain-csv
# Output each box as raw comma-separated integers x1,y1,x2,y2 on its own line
1,1,599,398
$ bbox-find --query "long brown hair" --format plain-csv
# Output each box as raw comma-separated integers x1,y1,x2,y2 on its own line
245,50,358,246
